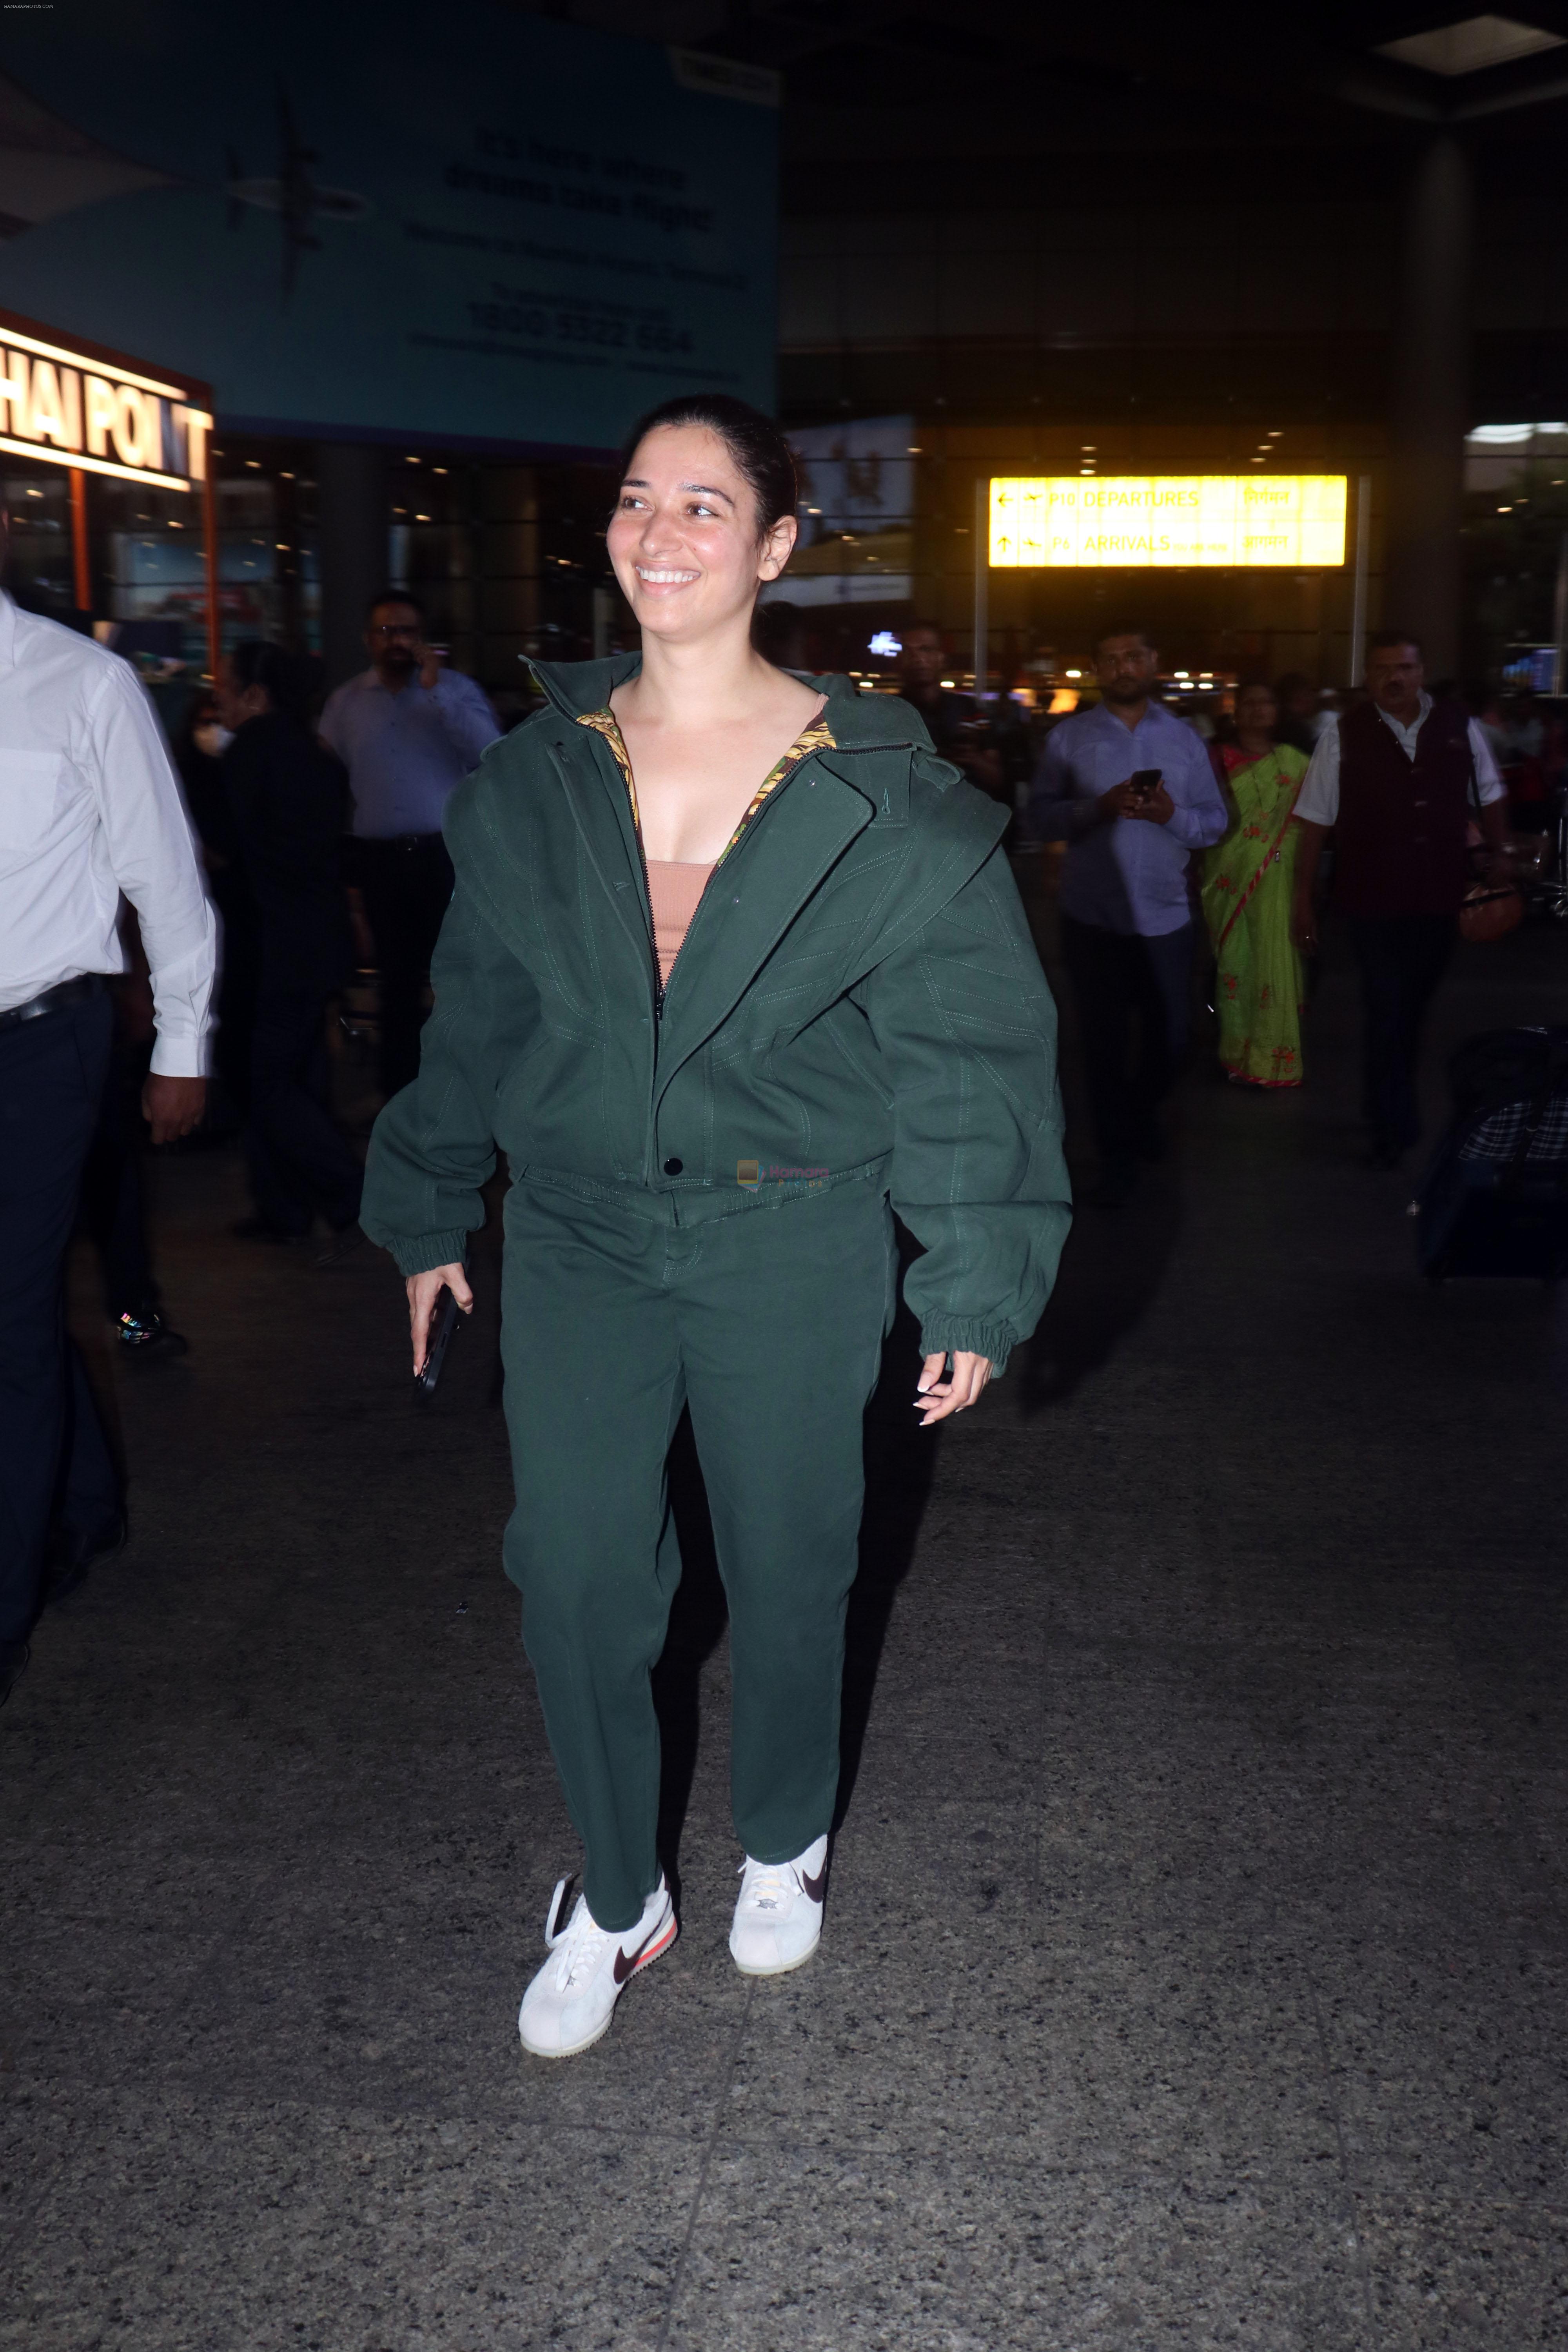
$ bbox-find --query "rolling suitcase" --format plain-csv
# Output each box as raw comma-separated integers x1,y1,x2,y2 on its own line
1415,1027,1568,1279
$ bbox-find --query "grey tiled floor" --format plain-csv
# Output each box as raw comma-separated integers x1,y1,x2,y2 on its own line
3,919,1566,2349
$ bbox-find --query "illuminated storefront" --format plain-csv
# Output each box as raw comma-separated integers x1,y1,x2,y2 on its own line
0,305,218,670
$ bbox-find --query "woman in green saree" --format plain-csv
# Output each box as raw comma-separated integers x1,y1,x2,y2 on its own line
1201,680,1309,1087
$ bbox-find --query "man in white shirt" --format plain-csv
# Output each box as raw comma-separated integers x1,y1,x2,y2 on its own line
0,583,216,1702
1029,623,1227,1199
319,593,499,1096
1292,631,1509,1167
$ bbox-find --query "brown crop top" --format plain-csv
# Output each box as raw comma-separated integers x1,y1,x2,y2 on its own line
646,860,715,985
575,696,836,991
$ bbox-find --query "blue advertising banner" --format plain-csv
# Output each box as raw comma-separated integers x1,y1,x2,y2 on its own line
0,6,777,454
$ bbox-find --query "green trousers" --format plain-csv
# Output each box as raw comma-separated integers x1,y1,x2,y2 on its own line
500,1174,896,1933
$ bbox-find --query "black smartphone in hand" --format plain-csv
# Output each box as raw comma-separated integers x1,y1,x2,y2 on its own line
412,1286,462,1404
1127,767,1162,802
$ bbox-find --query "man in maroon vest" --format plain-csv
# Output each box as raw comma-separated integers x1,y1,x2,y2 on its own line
1292,632,1509,1168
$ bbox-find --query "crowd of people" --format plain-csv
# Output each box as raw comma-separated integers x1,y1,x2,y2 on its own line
900,615,1544,1192
164,601,501,1272
0,401,1552,2054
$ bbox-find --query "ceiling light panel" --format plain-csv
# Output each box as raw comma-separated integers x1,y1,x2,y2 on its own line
1375,15,1565,76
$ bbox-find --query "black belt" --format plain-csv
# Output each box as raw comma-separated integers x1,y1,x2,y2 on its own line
356,832,445,852
0,973,108,1030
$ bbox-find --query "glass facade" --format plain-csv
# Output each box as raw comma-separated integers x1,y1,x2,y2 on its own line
200,442,319,661
4,461,74,619
383,452,622,710
1,427,628,704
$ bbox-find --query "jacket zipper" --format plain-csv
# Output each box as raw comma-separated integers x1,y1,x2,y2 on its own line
581,713,916,1028
628,803,665,1023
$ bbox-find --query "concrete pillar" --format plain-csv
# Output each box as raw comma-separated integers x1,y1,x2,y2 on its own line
1385,136,1474,680
314,441,387,686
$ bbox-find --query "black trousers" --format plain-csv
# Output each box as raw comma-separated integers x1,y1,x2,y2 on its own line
1060,914,1194,1164
79,1027,158,1320
1346,912,1456,1158
353,833,454,1098
208,868,261,1128
0,991,121,1641
245,986,364,1237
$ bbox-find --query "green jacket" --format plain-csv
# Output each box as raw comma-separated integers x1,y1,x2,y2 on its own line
360,657,1071,1372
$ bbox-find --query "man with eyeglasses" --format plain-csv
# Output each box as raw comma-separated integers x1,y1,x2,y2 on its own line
1029,623,1227,1204
321,593,499,1098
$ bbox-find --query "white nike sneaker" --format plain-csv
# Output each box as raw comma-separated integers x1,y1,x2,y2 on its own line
728,1835,829,1977
517,1874,677,2058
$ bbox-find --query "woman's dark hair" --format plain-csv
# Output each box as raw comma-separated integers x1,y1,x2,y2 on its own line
618,394,797,540
1221,676,1277,748
231,639,318,726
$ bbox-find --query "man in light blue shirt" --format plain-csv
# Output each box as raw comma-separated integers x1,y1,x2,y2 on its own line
1029,624,1227,1198
320,592,499,1096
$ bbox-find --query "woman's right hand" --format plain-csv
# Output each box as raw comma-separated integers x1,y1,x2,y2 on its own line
407,1263,473,1375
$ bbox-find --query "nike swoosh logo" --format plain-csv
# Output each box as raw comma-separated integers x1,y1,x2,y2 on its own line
800,1863,828,1904
613,1918,662,1983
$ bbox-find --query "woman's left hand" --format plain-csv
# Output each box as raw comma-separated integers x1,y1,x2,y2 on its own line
915,1350,993,1426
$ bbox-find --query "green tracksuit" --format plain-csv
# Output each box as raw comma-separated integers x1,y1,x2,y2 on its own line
361,657,1071,1931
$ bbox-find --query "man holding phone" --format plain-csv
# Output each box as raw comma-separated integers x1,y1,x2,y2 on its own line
1029,624,1227,1201
320,593,499,1099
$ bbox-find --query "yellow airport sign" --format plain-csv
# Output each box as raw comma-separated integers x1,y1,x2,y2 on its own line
988,476,1348,568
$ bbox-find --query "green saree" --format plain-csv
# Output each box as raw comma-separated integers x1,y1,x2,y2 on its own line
1200,742,1309,1088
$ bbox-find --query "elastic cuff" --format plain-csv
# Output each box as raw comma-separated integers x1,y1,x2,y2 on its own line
373,1228,470,1278
917,1317,1016,1378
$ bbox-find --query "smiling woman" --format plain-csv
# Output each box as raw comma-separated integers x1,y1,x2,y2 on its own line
603,395,824,867
358,389,1072,2065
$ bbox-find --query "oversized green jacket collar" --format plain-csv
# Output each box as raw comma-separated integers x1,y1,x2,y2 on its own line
527,652,918,757
478,656,1008,1098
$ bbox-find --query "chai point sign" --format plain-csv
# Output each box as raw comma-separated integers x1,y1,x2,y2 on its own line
989,476,1348,568
0,309,212,492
